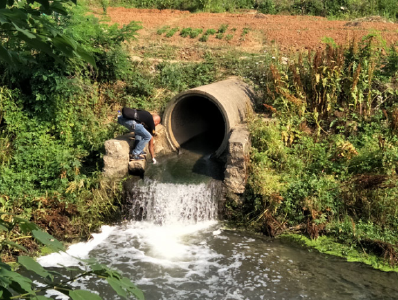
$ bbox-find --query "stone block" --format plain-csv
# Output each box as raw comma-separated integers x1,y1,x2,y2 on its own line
128,159,146,174
224,125,251,194
103,136,131,178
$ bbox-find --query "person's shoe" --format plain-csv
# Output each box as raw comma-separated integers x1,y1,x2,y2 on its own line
140,151,147,156
129,154,145,161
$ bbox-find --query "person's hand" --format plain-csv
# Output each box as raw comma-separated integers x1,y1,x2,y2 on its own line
152,158,157,164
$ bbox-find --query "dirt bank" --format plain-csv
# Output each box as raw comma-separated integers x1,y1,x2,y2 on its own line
104,7,398,52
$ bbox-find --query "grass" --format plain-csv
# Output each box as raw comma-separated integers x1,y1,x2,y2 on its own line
156,25,170,35
199,34,209,42
180,27,192,38
217,24,228,33
189,28,203,38
165,27,179,37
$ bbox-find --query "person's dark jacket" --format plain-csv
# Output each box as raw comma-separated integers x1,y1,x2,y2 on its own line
122,107,155,136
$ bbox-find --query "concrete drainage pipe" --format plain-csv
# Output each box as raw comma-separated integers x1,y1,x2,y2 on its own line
163,78,255,157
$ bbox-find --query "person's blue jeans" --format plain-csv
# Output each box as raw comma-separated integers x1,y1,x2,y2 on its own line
118,116,152,156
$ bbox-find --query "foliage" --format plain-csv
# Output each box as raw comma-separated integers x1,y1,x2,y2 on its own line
189,28,203,38
228,34,398,266
225,34,233,41
87,0,398,19
180,27,192,38
156,25,169,35
217,24,228,34
165,27,179,38
0,0,95,67
157,60,217,92
0,0,142,247
0,214,144,299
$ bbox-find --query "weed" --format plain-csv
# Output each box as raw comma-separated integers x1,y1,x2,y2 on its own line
157,25,170,35
165,27,179,38
205,28,217,35
199,34,209,42
100,0,109,14
217,24,229,33
242,27,250,36
216,33,224,39
226,34,233,41
180,27,192,37
189,28,203,38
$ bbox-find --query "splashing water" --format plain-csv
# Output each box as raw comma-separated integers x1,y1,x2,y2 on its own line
37,152,398,300
124,179,222,226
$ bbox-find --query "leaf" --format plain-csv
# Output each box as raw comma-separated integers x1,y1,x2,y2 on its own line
35,0,50,10
0,267,32,293
32,296,52,300
4,240,28,252
107,277,144,300
12,21,36,39
18,256,53,281
0,286,13,299
32,230,65,251
0,44,12,64
69,290,103,300
76,46,96,68
0,223,8,232
14,217,40,234
106,277,127,299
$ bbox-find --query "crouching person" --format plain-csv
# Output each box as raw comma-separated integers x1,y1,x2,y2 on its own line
117,107,161,164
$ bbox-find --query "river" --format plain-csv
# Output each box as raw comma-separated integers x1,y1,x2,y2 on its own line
37,141,398,300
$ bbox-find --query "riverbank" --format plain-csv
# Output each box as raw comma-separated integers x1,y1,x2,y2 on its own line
1,1,398,272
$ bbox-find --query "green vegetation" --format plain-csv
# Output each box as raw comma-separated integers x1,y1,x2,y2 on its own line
189,28,203,38
217,24,229,34
2,0,398,284
242,27,250,36
180,27,193,37
165,27,179,37
87,0,398,20
0,215,144,299
0,0,143,254
156,25,170,35
205,29,217,35
226,34,398,267
199,34,209,42
225,34,234,41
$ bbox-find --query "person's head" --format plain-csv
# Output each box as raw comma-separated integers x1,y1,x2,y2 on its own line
152,114,161,126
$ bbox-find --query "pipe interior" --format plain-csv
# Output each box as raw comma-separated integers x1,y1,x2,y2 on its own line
171,96,225,152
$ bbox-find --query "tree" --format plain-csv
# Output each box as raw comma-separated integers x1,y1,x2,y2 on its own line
0,0,95,67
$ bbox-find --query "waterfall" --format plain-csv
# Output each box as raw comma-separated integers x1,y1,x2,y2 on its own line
123,178,223,225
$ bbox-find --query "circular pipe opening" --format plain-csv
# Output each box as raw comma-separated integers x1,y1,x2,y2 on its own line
170,95,226,153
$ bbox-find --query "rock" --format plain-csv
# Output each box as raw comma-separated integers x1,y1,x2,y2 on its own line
153,124,176,156
103,124,176,178
224,125,251,194
128,159,146,174
103,134,135,178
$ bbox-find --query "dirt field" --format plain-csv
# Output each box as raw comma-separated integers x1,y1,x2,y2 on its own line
104,7,398,54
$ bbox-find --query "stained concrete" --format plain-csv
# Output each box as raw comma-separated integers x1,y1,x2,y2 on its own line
163,78,255,157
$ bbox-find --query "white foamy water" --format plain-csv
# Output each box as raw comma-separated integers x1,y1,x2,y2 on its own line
37,179,398,300
126,179,220,225
37,225,115,268
39,180,220,267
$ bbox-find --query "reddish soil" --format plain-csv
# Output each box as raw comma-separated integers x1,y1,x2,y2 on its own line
104,7,398,53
